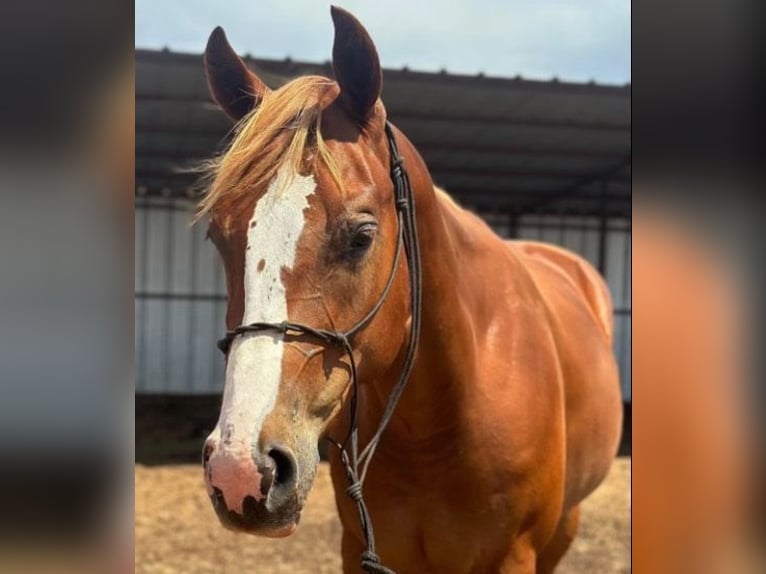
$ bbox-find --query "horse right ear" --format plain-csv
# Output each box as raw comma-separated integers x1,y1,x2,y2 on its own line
330,6,382,122
204,27,269,122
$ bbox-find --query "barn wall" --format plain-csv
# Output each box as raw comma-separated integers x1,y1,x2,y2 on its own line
135,199,631,400
135,198,227,394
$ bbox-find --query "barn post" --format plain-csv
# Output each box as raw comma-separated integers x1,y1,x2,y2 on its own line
507,209,519,239
597,179,608,275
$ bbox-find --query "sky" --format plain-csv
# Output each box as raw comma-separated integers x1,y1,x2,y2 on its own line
135,0,630,85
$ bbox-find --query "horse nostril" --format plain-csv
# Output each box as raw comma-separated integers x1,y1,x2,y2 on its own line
267,445,297,489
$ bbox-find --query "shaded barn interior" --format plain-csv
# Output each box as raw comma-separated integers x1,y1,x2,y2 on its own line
135,49,631,461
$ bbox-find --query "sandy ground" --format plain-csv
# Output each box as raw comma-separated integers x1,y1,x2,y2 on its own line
136,458,630,573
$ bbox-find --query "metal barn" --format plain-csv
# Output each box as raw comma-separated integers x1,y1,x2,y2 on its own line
135,49,631,401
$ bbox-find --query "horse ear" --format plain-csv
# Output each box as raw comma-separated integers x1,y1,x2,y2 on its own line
204,26,269,122
330,6,382,121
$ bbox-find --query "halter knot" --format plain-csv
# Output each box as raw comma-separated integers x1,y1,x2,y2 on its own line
336,332,351,348
361,550,396,574
346,481,364,502
391,160,404,179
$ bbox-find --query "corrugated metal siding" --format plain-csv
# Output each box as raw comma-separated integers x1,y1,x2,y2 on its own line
604,226,632,401
135,199,631,400
136,198,227,393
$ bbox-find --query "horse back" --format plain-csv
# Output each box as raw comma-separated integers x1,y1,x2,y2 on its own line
509,240,614,344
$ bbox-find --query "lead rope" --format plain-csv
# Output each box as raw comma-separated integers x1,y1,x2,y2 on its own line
216,122,421,574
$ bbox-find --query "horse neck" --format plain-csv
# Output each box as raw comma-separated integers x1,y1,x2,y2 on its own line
363,137,478,449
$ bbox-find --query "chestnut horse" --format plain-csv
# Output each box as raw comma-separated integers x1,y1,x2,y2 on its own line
200,7,622,573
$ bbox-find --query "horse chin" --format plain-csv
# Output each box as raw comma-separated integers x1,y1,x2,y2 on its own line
256,520,299,538
221,510,301,538
256,509,303,539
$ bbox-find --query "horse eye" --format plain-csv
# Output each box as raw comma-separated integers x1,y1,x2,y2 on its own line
348,223,376,255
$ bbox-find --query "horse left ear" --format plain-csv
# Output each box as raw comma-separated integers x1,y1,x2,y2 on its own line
330,6,382,121
204,26,269,122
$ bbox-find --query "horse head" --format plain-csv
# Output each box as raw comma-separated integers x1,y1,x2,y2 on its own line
200,7,415,537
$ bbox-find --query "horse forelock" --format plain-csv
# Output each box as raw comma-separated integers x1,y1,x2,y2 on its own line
196,75,344,220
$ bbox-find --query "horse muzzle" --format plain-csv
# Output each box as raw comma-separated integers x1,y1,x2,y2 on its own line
202,439,304,537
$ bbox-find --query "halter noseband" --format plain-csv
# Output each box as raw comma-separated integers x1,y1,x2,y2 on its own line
216,121,422,574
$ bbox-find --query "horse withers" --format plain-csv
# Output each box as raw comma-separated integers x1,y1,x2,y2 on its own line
199,7,622,573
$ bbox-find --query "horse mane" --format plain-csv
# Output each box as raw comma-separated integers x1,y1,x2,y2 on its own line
196,75,343,219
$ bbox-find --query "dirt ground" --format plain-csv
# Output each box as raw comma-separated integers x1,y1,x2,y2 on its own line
136,458,630,573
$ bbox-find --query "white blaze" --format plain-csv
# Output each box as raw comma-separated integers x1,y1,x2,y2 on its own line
215,167,316,455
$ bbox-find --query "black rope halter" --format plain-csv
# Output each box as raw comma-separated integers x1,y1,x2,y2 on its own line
216,121,422,574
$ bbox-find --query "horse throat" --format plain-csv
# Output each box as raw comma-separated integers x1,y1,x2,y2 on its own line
362,174,476,452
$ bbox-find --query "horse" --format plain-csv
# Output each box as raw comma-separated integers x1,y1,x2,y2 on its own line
199,7,623,573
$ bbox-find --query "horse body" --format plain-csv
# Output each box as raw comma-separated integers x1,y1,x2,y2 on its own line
328,151,622,572
199,8,622,572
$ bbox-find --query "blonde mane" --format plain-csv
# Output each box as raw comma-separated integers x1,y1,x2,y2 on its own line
196,75,343,219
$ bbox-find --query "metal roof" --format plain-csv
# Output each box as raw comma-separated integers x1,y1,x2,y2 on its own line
136,49,630,218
